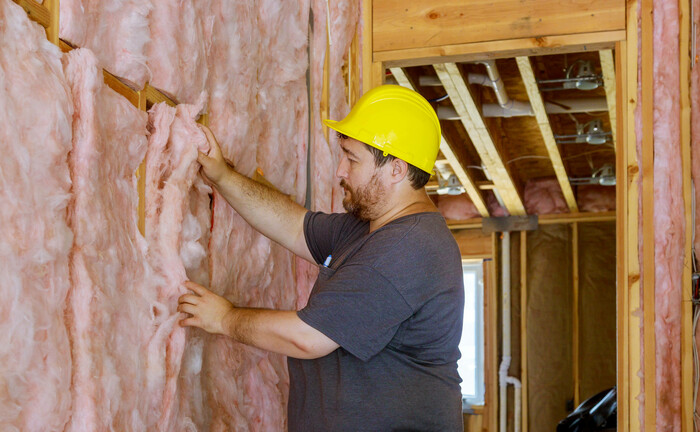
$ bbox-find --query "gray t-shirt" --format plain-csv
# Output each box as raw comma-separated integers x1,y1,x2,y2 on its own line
288,211,464,432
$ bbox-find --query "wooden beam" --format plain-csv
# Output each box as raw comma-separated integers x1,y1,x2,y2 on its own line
43,0,58,45
362,0,373,93
486,234,499,432
639,0,656,429
375,31,624,68
679,0,694,428
434,63,526,215
103,70,141,108
572,222,580,407
390,67,489,216
519,230,528,432
372,0,625,53
136,91,147,236
452,229,493,259
12,0,50,28
447,211,615,230
599,49,617,146
144,83,176,108
516,56,578,212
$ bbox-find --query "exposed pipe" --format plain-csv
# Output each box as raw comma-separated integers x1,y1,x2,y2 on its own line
436,98,608,119
499,232,522,432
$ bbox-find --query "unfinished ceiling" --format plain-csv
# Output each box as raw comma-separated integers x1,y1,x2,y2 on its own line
387,50,616,218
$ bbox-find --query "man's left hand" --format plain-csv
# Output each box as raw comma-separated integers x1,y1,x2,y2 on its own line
178,281,233,335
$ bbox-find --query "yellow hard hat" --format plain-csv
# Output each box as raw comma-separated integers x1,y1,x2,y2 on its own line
323,84,441,174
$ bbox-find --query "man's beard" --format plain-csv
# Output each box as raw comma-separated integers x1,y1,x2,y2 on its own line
340,172,386,222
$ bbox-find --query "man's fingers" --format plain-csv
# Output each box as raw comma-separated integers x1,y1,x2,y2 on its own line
183,280,209,296
179,316,200,328
178,293,200,305
177,303,197,315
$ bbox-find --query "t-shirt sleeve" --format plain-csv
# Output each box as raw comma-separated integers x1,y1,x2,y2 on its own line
304,211,362,265
297,263,414,361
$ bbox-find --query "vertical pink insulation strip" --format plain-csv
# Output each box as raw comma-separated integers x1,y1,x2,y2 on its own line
62,48,154,432
147,0,213,103
691,0,700,419
0,2,74,430
653,0,684,428
205,1,311,429
59,0,152,88
145,96,210,431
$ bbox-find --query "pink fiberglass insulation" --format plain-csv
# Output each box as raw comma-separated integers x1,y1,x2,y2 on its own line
205,1,310,429
59,0,151,88
692,0,700,420
0,2,74,431
147,0,213,104
308,0,361,213
523,177,568,215
578,185,616,213
62,48,154,431
652,0,683,428
435,194,481,220
145,96,211,431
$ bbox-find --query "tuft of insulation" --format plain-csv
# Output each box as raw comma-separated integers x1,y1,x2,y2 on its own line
523,177,569,215
59,0,152,88
145,96,211,431
435,194,481,220
62,48,153,431
0,1,74,430
577,185,616,213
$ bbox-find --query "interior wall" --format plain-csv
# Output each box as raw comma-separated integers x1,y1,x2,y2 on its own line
578,222,617,400
526,224,573,431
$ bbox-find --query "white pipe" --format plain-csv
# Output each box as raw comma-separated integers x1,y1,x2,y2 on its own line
436,98,608,119
499,232,522,432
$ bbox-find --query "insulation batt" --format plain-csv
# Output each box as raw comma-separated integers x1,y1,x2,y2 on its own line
577,185,616,213
205,1,310,428
436,194,481,220
652,0,683,428
147,0,213,104
145,96,211,432
523,177,568,215
692,0,700,420
0,2,74,430
62,48,153,432
60,0,151,88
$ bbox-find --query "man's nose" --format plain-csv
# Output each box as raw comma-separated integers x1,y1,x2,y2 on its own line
336,156,349,179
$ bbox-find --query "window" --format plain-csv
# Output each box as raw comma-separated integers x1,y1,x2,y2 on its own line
458,260,485,409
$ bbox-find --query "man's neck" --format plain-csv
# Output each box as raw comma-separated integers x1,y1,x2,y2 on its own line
368,190,437,232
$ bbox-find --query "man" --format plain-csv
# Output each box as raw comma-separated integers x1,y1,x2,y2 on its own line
178,85,465,431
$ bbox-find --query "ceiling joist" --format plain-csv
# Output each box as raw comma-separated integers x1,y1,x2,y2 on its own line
516,56,579,213
599,49,617,146
434,62,526,216
389,67,490,217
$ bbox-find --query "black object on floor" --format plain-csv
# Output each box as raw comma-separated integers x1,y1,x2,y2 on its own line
557,387,617,432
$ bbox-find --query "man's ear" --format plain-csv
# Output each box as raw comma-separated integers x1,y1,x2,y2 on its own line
389,158,409,184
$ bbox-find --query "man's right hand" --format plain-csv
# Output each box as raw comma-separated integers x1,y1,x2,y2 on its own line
197,124,230,184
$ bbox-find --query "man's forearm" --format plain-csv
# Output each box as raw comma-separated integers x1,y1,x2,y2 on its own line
222,308,339,360
213,164,311,260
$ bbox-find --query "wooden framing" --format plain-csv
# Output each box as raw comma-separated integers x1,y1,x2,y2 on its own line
599,50,617,145
376,32,622,68
679,0,694,428
519,230,528,432
389,67,489,216
639,1,656,429
486,234,499,432
372,0,624,54
447,211,615,230
434,62,526,215
516,56,578,213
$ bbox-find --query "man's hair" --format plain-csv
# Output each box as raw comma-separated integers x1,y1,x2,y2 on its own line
337,132,430,189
